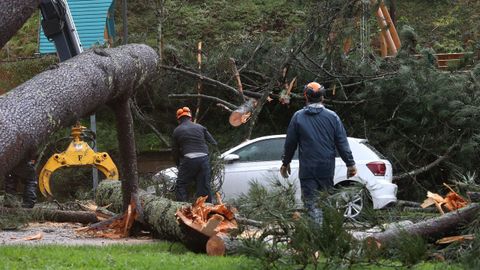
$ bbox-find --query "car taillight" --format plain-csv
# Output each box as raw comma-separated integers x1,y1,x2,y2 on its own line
367,161,386,176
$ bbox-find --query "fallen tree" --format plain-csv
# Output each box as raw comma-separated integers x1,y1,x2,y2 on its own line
0,44,158,186
0,206,100,224
370,203,480,245
94,181,238,253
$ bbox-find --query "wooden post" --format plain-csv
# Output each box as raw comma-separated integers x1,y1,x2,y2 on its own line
380,2,401,49
376,6,397,55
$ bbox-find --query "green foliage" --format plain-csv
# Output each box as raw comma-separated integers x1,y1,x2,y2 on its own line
0,200,30,230
0,13,40,59
290,207,355,268
231,177,298,222
383,231,429,266
0,56,57,92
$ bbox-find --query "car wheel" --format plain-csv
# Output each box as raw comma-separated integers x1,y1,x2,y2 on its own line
330,184,368,220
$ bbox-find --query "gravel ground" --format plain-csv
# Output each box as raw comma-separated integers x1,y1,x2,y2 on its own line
0,222,158,246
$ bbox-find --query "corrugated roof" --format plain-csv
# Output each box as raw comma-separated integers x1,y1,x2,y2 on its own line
39,0,114,54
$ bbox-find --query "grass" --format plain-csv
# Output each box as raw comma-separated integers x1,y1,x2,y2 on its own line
0,243,260,270
0,242,462,270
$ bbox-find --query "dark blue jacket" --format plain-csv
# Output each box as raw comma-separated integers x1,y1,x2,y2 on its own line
282,104,355,179
172,118,217,166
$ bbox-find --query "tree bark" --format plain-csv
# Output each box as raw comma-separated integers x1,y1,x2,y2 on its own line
206,233,241,256
0,44,158,177
0,207,99,224
111,99,141,213
95,181,188,241
95,181,239,253
369,203,480,245
0,0,39,49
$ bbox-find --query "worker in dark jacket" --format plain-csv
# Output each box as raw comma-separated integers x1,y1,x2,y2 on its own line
281,82,357,224
172,106,217,203
4,158,37,208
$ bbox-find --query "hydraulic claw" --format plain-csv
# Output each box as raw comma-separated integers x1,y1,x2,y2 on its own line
39,123,119,197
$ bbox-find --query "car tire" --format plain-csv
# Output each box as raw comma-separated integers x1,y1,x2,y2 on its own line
331,182,370,220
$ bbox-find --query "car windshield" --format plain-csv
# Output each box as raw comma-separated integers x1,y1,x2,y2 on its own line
232,138,298,162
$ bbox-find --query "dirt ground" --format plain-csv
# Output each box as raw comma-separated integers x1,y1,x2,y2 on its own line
0,222,158,246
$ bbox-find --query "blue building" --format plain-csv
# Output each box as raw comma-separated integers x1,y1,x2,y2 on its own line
39,0,116,54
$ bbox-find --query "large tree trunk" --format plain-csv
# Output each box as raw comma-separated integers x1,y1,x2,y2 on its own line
96,181,188,241
0,44,158,177
111,99,141,212
370,203,480,245
0,0,39,49
0,207,100,224
95,181,238,253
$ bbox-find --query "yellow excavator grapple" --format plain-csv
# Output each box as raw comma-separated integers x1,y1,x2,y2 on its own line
39,123,119,197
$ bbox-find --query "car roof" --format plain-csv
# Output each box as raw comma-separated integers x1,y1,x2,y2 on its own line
221,134,367,156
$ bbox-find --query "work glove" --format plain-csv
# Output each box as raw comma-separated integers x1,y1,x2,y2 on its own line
347,165,357,178
280,164,291,178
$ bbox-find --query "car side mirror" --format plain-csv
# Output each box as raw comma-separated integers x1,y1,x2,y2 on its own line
223,154,240,163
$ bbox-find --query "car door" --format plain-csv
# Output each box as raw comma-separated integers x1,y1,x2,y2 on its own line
221,137,296,200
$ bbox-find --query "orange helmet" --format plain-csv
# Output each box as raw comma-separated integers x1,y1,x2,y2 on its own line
176,106,192,120
304,82,325,100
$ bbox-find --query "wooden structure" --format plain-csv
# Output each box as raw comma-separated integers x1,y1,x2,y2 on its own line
375,1,401,57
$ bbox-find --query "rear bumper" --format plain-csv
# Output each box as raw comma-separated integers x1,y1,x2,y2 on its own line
368,180,398,209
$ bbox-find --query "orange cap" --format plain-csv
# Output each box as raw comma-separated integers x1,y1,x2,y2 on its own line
176,106,192,120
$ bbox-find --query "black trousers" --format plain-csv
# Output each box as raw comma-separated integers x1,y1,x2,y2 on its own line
300,176,333,224
4,160,37,207
175,155,212,203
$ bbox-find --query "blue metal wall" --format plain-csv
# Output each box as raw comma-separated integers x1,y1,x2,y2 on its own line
39,0,115,54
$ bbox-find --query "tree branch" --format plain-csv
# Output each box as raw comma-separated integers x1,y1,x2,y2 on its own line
168,94,238,110
392,137,462,181
160,65,241,97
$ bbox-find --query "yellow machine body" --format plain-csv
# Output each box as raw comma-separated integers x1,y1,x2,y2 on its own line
39,124,119,197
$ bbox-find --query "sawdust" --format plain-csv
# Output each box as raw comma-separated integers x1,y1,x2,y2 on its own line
0,222,157,246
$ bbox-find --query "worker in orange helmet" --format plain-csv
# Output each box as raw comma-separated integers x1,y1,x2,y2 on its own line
281,82,357,224
172,106,217,203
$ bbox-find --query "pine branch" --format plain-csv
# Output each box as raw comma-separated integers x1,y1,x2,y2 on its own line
168,93,238,110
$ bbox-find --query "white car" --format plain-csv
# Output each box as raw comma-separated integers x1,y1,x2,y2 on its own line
157,135,397,218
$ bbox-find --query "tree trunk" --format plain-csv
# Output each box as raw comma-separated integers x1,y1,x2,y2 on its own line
0,44,158,177
111,99,141,213
95,181,188,241
0,0,39,49
0,207,99,224
370,203,480,245
94,181,238,253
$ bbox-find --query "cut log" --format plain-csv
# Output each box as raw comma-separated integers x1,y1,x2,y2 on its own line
96,180,188,241
94,181,239,252
229,98,257,127
0,206,99,224
369,203,480,245
206,233,242,256
0,44,158,177
0,0,39,49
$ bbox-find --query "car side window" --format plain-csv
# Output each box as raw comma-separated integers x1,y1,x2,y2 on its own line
233,138,288,162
